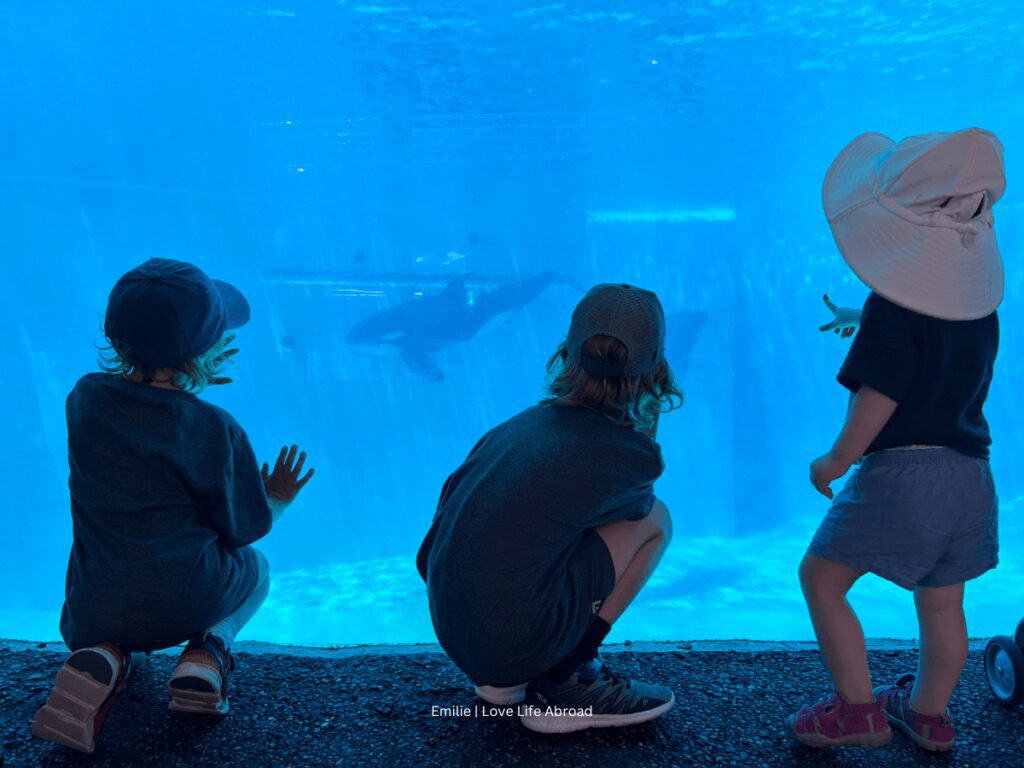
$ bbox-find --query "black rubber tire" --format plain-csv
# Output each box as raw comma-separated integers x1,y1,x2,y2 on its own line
985,636,1024,708
1014,619,1024,651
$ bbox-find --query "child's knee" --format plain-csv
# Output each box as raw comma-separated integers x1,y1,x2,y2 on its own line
649,498,672,543
798,555,849,601
249,549,271,592
797,556,814,594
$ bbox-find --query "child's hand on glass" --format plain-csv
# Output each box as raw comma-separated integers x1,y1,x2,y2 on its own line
208,334,241,386
809,451,852,500
262,444,315,504
819,295,860,339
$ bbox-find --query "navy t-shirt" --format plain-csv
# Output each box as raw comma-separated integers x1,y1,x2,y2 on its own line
837,292,998,459
416,404,663,684
61,373,273,651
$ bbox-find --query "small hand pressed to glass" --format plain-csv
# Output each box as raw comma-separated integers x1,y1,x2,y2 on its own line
262,445,315,513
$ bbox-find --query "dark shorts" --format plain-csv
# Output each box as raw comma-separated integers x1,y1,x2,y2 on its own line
187,545,268,638
808,447,998,590
563,527,617,638
443,529,616,687
491,529,615,686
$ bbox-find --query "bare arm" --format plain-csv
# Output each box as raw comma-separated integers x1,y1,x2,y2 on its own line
832,385,898,464
809,385,897,499
268,497,289,524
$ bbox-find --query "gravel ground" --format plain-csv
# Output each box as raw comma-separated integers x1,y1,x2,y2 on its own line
2,644,1023,767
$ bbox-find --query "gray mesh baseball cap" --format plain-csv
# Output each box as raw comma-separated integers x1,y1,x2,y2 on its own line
566,283,666,377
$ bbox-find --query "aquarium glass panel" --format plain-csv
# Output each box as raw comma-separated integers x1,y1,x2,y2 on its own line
1,1,1021,645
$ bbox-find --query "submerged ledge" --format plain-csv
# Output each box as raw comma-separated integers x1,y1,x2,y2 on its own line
2,638,1018,767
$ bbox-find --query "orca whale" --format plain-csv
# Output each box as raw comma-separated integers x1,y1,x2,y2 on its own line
344,270,564,381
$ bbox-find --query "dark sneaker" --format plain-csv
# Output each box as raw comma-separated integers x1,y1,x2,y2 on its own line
31,643,131,753
168,634,234,715
519,656,674,734
787,691,891,748
874,673,955,752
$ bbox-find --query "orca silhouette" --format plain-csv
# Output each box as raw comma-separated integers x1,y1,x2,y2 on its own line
344,271,564,381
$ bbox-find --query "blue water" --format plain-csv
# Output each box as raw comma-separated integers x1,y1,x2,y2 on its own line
1,1,1022,646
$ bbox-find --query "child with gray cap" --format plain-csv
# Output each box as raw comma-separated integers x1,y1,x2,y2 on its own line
417,283,680,734
31,258,314,753
788,128,1004,752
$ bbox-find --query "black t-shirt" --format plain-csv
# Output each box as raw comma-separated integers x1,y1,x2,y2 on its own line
61,374,272,650
416,404,663,683
837,292,998,459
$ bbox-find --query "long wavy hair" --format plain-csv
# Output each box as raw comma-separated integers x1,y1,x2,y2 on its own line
97,333,234,393
542,334,683,431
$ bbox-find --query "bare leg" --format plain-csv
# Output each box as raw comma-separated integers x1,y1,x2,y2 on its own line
911,582,967,716
593,498,672,625
799,554,873,704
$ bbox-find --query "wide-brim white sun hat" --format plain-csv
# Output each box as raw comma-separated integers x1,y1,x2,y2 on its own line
823,128,1006,320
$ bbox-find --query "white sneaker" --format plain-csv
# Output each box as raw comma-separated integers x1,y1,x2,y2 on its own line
475,683,528,705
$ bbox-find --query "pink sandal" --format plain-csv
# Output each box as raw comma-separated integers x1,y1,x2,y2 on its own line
787,691,892,748
874,674,955,752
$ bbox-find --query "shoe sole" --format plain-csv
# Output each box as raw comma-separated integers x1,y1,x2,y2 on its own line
168,662,229,715
520,693,674,734
31,647,125,753
475,684,528,706
888,715,954,752
787,717,892,748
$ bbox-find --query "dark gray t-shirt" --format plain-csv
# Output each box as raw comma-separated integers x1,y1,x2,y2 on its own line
60,373,272,651
417,404,663,683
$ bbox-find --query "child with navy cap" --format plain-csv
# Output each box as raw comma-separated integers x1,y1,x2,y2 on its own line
32,258,314,753
789,129,1004,752
417,283,680,734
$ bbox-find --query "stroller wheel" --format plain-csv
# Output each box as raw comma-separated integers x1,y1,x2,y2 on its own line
1015,619,1024,651
985,636,1024,708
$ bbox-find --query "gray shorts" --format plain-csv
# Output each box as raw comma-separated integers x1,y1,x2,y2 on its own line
808,447,998,590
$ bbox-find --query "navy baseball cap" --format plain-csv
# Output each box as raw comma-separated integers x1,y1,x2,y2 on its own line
104,258,250,369
566,283,666,377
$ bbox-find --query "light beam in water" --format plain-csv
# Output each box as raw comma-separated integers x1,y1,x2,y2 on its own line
586,208,737,223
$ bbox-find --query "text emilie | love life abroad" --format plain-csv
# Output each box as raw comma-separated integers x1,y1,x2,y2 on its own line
431,704,595,718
